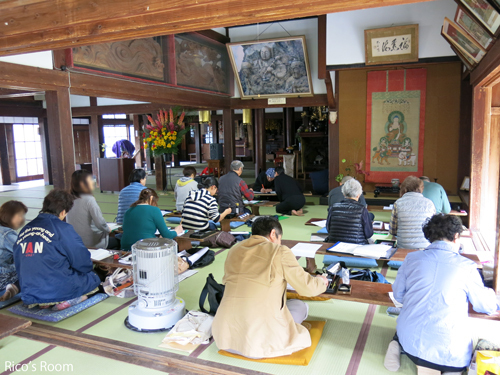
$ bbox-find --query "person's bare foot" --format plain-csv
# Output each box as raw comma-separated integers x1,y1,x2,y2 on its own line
0,283,19,302
291,209,304,216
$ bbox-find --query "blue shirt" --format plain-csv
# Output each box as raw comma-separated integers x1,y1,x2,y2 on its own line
116,182,147,224
422,181,451,214
393,241,499,367
13,213,100,305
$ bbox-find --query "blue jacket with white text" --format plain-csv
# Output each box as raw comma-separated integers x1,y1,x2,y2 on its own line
13,213,100,305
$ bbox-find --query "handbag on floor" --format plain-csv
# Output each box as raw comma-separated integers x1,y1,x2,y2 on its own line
199,273,225,315
103,268,135,298
201,231,236,248
349,268,390,284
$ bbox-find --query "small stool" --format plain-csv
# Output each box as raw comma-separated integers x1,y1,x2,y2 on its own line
188,153,196,162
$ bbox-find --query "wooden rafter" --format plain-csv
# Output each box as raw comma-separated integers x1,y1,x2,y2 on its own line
0,0,432,56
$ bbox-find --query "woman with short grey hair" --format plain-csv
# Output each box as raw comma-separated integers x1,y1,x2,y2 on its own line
325,178,373,244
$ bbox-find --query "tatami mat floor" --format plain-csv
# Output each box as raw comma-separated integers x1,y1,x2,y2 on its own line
0,182,498,375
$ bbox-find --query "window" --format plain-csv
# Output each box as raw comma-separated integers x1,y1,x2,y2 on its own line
102,114,127,119
13,124,43,179
204,124,213,144
103,125,128,158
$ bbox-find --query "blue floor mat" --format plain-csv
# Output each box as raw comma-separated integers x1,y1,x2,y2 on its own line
8,293,108,322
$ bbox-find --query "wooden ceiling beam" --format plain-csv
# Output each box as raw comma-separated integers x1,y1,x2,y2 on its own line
0,88,42,98
230,94,328,109
0,0,432,56
0,61,230,109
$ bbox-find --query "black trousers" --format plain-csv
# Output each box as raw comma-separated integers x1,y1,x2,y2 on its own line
107,237,121,250
276,195,306,215
393,333,467,372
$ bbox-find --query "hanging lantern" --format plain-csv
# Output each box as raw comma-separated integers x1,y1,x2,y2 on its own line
242,108,252,125
198,110,211,124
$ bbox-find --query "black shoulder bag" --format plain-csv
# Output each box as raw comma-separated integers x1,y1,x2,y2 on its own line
199,273,225,315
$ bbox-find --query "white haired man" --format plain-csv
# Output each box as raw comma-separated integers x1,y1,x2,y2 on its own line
325,179,373,244
218,160,254,214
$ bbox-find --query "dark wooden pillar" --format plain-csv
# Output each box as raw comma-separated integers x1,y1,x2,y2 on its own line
0,124,11,185
254,108,266,177
213,120,220,144
328,72,340,190
284,107,295,148
38,117,52,185
155,156,166,191
45,89,75,191
194,123,202,163
223,109,235,163
89,97,104,185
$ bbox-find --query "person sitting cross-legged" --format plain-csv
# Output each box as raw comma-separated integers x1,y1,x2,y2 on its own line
384,214,500,373
325,178,373,244
182,177,232,231
218,160,254,215
390,176,436,249
13,189,101,310
116,168,147,225
0,201,28,302
174,166,198,212
121,188,184,250
212,216,328,359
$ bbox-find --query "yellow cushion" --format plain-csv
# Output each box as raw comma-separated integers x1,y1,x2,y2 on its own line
218,320,326,366
287,291,330,301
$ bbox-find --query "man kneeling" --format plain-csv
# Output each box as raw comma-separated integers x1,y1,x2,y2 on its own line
14,189,100,310
212,216,328,358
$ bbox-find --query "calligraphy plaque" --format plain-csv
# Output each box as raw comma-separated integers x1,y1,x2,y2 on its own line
365,25,419,65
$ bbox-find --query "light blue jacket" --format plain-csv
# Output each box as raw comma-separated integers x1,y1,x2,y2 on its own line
394,241,499,368
422,181,451,214
116,182,147,224
0,225,17,275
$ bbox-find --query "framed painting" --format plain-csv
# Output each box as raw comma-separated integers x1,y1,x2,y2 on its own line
174,33,232,95
450,44,476,71
442,18,486,63
455,6,494,49
364,24,418,66
365,69,427,183
456,0,500,34
72,37,165,81
226,36,313,99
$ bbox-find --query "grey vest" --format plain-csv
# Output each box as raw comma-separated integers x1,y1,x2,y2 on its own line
326,199,368,245
395,192,436,249
218,171,245,213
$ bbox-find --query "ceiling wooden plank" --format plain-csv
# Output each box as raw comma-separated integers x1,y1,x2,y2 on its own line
0,0,432,56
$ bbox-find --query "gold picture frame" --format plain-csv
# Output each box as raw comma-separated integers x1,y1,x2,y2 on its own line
364,24,419,66
442,17,486,63
226,36,313,99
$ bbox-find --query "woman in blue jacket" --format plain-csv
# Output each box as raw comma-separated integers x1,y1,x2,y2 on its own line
14,189,100,310
0,200,27,302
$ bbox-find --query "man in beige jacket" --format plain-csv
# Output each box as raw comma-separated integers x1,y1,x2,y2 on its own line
212,216,328,359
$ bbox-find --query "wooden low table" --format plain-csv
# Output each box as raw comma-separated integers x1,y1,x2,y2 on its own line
0,315,32,340
367,205,467,217
288,279,499,320
92,251,132,270
281,239,482,269
220,215,254,232
245,201,279,216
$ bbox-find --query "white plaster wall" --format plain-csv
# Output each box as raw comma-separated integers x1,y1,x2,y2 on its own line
228,18,326,98
0,51,53,69
326,0,456,66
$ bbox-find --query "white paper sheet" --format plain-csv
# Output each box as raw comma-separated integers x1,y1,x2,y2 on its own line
243,200,260,204
311,220,327,228
383,205,394,210
327,242,360,254
384,223,391,231
89,248,112,261
290,243,322,258
179,269,198,282
388,292,403,308
310,234,327,242
107,223,121,231
353,244,393,259
161,210,172,216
